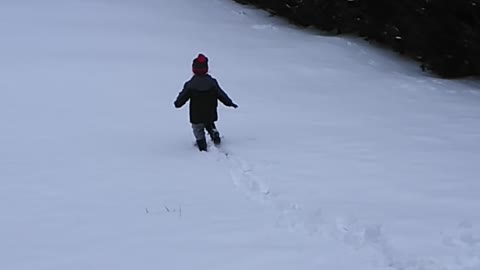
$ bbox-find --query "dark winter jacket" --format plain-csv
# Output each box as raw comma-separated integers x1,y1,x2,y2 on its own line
174,74,236,124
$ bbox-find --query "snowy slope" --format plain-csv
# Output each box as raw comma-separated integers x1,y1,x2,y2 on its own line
1,0,480,269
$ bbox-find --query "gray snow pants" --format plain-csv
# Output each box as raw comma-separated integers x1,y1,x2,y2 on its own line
192,123,218,141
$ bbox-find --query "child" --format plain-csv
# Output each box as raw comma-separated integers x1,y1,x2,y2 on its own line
174,53,238,151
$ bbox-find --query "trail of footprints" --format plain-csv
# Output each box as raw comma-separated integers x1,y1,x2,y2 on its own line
210,147,480,270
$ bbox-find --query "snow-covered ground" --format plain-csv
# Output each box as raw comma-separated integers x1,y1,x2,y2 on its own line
1,0,480,269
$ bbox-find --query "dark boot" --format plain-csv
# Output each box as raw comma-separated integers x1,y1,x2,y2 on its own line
196,138,207,151
205,123,221,145
211,130,221,145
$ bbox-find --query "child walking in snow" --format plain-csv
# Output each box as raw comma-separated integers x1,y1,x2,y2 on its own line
174,53,238,151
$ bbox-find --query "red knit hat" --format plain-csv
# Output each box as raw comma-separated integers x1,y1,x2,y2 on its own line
192,54,208,75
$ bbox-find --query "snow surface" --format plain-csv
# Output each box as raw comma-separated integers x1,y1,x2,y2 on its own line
1,0,480,269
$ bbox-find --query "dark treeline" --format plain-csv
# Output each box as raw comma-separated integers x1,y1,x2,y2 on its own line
234,0,480,78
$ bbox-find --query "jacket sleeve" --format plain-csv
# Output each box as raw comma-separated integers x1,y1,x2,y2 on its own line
214,79,235,107
174,83,191,108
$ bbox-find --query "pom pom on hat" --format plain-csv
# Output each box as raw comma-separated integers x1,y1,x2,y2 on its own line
196,54,207,63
